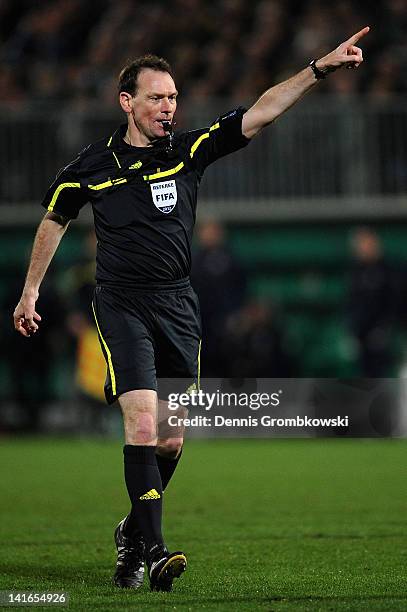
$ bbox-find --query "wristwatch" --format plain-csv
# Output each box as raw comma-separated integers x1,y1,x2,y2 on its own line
309,59,326,80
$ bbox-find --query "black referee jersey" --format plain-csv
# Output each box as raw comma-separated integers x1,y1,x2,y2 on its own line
41,106,250,287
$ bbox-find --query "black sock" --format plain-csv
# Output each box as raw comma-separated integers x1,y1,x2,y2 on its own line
156,447,183,490
124,447,183,541
123,445,164,549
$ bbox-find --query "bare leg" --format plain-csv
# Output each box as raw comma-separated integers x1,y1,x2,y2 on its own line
157,398,184,458
119,389,158,445
118,389,164,549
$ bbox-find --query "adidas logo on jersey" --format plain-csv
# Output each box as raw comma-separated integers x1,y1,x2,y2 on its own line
129,160,142,170
139,488,161,500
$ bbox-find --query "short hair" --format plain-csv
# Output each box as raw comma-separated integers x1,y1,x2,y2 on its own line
118,54,174,96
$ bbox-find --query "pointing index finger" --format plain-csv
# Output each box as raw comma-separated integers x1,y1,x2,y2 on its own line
347,26,370,45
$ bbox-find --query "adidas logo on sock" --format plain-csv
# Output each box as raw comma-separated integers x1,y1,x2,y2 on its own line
139,488,161,500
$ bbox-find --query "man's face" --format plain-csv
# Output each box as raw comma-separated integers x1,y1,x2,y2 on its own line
127,69,178,141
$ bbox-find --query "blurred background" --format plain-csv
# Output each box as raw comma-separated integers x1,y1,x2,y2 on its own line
1,0,407,434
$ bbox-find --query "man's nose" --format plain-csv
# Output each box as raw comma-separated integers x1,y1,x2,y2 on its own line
161,99,172,113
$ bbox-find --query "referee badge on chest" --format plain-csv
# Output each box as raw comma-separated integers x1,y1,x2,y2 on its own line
150,180,177,214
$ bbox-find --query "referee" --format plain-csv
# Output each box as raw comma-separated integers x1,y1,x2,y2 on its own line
13,27,369,592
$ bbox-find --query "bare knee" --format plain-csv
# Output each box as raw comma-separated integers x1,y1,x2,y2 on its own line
156,437,183,459
127,411,156,445
119,389,157,445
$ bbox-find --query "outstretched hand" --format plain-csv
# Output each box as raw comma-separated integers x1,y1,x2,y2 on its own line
317,26,370,73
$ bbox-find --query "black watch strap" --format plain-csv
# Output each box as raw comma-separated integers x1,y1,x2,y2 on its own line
309,59,326,80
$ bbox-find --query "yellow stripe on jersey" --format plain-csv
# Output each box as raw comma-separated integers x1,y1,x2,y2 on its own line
143,162,184,181
190,132,209,157
48,182,81,212
189,122,220,159
112,151,121,168
91,302,116,396
88,178,127,190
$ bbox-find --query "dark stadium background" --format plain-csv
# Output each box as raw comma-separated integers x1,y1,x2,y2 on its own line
0,3,406,610
1,0,406,434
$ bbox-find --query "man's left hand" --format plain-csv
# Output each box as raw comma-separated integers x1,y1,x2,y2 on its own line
316,26,370,74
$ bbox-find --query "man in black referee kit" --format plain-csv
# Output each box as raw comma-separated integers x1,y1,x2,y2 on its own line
14,26,369,592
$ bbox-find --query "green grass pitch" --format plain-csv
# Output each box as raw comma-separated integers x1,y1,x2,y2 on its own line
0,438,406,611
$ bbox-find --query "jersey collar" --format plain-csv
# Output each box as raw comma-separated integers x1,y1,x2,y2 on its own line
109,124,171,153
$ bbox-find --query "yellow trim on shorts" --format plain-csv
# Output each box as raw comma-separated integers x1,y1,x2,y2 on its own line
48,182,81,212
92,302,116,396
107,135,113,147
189,122,220,159
143,162,184,181
197,339,202,391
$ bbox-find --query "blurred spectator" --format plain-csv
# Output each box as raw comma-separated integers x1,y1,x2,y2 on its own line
0,1,405,107
63,230,110,433
2,270,64,431
192,220,246,376
221,300,292,377
346,227,398,377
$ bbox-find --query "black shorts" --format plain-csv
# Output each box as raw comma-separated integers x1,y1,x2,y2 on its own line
92,279,202,404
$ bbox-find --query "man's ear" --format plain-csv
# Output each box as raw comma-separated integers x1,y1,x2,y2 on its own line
119,91,133,114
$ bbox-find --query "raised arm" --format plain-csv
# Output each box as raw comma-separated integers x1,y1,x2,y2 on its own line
242,27,370,139
13,212,70,337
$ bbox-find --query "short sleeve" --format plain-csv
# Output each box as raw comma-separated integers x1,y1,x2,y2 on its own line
188,106,250,176
41,154,89,219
